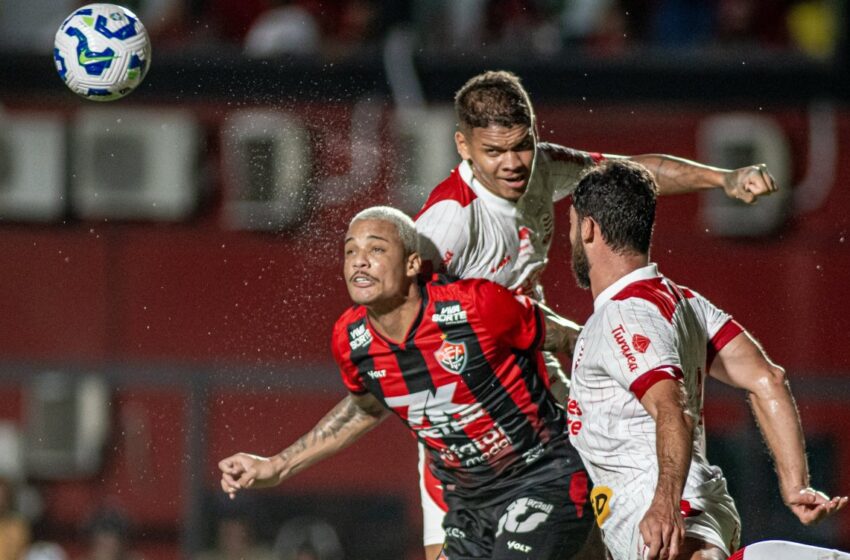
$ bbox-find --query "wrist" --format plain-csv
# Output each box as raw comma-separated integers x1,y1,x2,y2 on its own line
270,454,290,483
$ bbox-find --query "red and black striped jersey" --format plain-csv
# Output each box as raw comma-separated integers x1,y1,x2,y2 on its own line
331,275,582,505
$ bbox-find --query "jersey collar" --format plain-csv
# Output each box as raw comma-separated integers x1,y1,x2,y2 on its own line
459,160,518,216
593,263,660,311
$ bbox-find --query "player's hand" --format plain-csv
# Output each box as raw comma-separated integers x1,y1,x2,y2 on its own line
723,163,777,204
218,452,282,499
783,486,848,525
638,499,685,560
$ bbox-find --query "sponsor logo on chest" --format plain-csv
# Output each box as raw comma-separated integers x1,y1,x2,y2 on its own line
348,322,372,350
432,303,468,325
611,324,638,372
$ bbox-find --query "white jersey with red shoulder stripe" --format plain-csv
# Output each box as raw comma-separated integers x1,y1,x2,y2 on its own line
414,142,602,298
567,264,744,557
412,142,601,546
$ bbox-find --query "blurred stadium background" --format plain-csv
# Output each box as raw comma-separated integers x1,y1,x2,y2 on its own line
0,0,849,559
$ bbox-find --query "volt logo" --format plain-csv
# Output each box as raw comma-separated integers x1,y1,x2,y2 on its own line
384,383,461,426
507,541,531,553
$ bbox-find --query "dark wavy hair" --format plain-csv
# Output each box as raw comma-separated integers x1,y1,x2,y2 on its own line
573,160,658,255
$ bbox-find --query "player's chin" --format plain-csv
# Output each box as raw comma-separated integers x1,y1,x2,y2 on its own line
347,287,377,306
501,188,526,201
499,181,527,200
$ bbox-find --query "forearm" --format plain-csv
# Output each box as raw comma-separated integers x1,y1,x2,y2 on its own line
274,395,387,481
628,154,728,196
748,372,809,495
653,406,693,505
540,302,582,355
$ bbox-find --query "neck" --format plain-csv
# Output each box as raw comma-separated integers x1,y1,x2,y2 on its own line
589,250,649,300
367,284,422,342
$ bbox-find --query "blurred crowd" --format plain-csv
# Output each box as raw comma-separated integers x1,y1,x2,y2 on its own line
1,475,143,560
0,0,839,60
0,476,344,560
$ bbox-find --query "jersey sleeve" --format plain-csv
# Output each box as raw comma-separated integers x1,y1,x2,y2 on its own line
415,200,471,277
537,142,604,202
599,301,684,401
686,288,745,368
330,321,368,395
471,280,544,351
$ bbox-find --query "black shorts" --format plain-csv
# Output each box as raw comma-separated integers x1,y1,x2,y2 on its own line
440,470,593,560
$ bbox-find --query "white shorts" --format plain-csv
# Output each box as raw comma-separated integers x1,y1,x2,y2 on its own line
597,475,741,560
418,443,448,546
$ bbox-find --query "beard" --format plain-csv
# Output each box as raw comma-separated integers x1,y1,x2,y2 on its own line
571,240,591,290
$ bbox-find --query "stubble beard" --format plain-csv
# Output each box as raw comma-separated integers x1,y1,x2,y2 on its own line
571,240,591,290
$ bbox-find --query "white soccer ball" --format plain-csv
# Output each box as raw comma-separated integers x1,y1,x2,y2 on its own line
53,4,151,101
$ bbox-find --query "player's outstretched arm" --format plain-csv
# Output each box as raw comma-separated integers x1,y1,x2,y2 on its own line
709,332,848,525
219,392,389,499
623,154,777,203
638,379,693,560
539,301,582,357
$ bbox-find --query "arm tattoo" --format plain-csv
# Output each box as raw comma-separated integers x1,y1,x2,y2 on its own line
309,397,367,445
278,396,380,468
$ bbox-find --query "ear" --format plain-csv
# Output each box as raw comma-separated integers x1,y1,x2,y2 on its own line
581,216,596,244
406,252,422,278
455,130,471,161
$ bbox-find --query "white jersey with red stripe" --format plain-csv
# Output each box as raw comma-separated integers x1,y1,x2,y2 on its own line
415,142,602,298
412,142,601,546
568,264,743,558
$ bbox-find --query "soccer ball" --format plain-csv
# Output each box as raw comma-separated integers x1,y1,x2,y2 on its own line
53,4,151,101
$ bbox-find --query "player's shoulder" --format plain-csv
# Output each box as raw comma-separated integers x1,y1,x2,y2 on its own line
330,305,369,360
332,304,367,336
414,165,476,221
426,275,510,302
608,277,692,322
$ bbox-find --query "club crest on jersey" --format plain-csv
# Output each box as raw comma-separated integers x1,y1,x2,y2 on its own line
435,340,468,374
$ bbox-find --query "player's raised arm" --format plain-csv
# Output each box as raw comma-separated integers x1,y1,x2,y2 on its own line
538,301,582,357
709,331,848,525
219,392,388,499
622,154,777,203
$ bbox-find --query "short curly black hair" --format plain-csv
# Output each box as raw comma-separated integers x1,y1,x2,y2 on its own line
454,70,534,131
573,160,658,255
